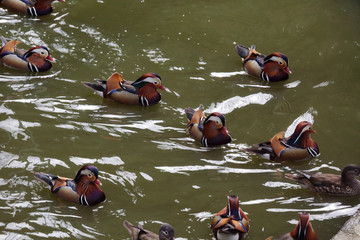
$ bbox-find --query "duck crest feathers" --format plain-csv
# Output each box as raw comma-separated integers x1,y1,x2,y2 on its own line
0,39,21,55
106,72,123,95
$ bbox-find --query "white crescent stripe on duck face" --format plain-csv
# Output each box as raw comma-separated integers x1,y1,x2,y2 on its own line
205,116,222,125
80,169,92,176
142,77,161,85
269,56,285,63
30,48,50,59
293,124,311,144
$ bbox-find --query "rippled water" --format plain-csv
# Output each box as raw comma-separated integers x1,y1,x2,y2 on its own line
1,0,360,239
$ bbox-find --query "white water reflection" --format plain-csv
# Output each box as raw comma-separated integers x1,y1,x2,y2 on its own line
143,48,169,64
153,139,209,152
237,83,271,89
0,71,61,82
0,117,40,141
210,71,247,78
156,165,276,175
284,80,301,88
205,93,273,114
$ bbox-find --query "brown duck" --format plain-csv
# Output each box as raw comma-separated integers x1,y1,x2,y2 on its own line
211,195,250,240
285,164,360,196
246,121,319,161
235,44,291,82
33,165,106,205
82,72,166,106
123,220,175,240
184,104,232,147
0,37,54,72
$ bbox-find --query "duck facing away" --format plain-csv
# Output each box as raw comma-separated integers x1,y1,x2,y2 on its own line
246,121,319,162
0,0,64,16
82,72,166,106
266,212,317,240
0,37,54,72
184,104,232,147
235,44,291,82
211,195,250,240
123,220,175,240
33,165,106,206
285,164,360,196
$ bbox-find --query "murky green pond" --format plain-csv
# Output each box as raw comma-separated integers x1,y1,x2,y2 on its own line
1,0,360,239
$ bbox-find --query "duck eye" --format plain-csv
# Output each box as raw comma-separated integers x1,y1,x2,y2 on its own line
278,61,283,65
88,173,92,177
153,81,158,85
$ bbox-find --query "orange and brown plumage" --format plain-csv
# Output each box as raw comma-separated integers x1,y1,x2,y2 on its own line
266,212,317,240
82,72,166,106
211,195,249,240
184,104,232,147
0,37,54,72
33,165,106,206
235,44,291,82
246,121,319,161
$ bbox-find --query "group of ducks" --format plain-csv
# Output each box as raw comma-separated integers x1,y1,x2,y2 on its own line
1,1,360,240
31,163,360,239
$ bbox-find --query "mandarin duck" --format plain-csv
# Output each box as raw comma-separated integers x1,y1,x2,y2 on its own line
235,44,291,82
0,37,54,72
33,165,106,206
184,104,232,147
266,212,317,240
123,220,175,240
0,0,64,16
211,195,249,240
82,72,166,106
285,164,360,196
246,121,319,161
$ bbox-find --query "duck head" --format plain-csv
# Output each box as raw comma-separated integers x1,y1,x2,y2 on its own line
24,46,55,61
74,165,102,186
159,223,175,240
341,164,360,182
132,73,166,103
132,73,166,91
286,121,316,147
263,52,291,81
289,212,317,240
203,112,231,139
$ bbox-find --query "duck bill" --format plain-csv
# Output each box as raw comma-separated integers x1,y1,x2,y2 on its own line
159,86,167,91
94,179,102,186
46,55,55,62
284,66,292,74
